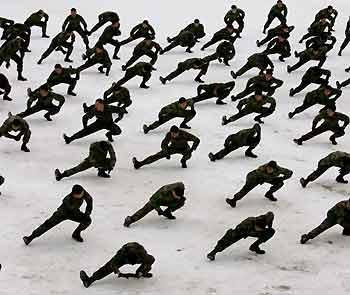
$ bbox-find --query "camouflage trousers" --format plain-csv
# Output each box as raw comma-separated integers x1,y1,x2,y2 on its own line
235,61,267,77
202,35,236,50
292,78,328,95
148,109,196,131
263,12,286,31
41,40,73,61
213,139,259,160
62,159,113,178
117,70,151,87
18,103,63,119
0,73,11,99
307,163,350,182
227,106,274,123
289,55,326,72
69,121,121,142
300,125,345,143
165,63,209,81
125,50,157,68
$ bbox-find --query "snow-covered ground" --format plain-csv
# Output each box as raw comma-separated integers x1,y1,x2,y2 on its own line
1,0,350,294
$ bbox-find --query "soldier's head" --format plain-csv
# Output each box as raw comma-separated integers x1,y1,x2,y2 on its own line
170,125,180,138
178,97,188,109
277,0,283,7
194,19,200,25
39,85,49,97
327,5,333,12
266,161,277,173
95,46,104,54
95,99,105,112
70,8,77,16
174,185,185,197
38,9,45,15
72,184,84,199
54,64,63,74
12,118,22,131
265,69,273,80
254,89,263,101
253,123,261,132
325,104,336,116
142,20,149,27
324,85,332,96
231,5,237,10
265,211,274,222
112,21,120,28
227,25,235,33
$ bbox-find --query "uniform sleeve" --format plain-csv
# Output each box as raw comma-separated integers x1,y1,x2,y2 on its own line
130,24,141,35
278,166,293,180
266,39,276,50
331,88,342,101
266,55,274,69
161,133,171,152
339,113,350,128
185,132,200,150
272,77,284,88
283,4,288,17
108,143,117,166
239,9,246,18
83,191,93,215
148,24,156,36
62,16,69,31
53,93,65,106
79,15,88,29
43,12,49,22
312,113,323,129
267,97,276,110
346,20,350,34
27,92,39,108
103,85,114,100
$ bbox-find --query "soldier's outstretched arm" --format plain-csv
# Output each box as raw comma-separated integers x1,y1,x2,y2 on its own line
161,134,171,153
339,114,350,128
130,24,141,35
53,94,65,107
312,114,323,130
80,16,88,30
266,39,275,50
83,191,93,215
107,143,117,169
331,88,342,101
62,16,69,31
278,166,293,180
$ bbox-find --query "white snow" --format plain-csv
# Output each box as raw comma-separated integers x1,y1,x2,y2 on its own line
0,0,350,294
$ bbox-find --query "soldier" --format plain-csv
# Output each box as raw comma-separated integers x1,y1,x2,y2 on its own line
336,76,350,90
143,97,195,133
203,41,235,66
0,17,14,40
160,58,210,84
79,242,155,288
338,17,350,56
289,66,331,96
224,5,245,35
122,36,161,70
208,124,261,161
232,69,283,101
0,73,12,101
314,6,338,30
299,18,332,44
133,125,200,169
62,8,89,50
222,90,276,125
287,46,328,73
305,33,336,53
38,30,75,64
94,21,121,60
4,23,31,52
231,53,274,79
201,25,238,51
207,212,275,260
226,161,293,208
17,85,65,122
124,182,186,227
78,45,112,76
42,64,79,96
55,141,116,180
0,37,27,81
300,199,350,244
116,62,155,89
288,85,341,119
300,151,350,188
293,105,349,146
63,99,122,143
24,9,49,38
0,113,31,152
160,30,196,54
193,81,235,105
263,34,291,61
257,24,294,47
88,11,119,35
23,185,92,245
120,20,155,45
263,0,288,34
167,19,205,42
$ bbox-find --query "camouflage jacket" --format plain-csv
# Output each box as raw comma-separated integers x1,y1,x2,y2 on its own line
224,8,245,23
27,90,65,108
99,11,119,22
319,151,350,168
0,114,30,137
86,141,116,168
150,182,185,207
128,62,155,75
246,163,293,184
237,95,276,113
246,75,283,91
52,31,75,46
84,105,122,125
161,130,200,151
62,14,87,30
134,39,161,54
25,11,48,25
247,53,274,68
270,4,288,16
182,23,205,39
225,126,260,147
99,25,121,43
160,99,194,117
235,213,274,234
312,111,349,130
47,67,78,85
266,38,291,53
130,23,155,36
305,86,341,106
104,85,131,104
302,66,330,82
58,190,93,215
327,201,350,225
0,38,22,60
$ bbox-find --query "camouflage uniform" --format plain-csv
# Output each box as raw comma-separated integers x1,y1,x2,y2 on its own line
62,13,89,49
168,21,205,42
116,62,155,88
301,200,350,244
0,73,11,100
89,11,119,35
227,163,293,206
78,47,112,76
161,31,196,54
289,86,341,118
193,81,235,105
80,243,155,288
161,58,209,83
338,18,350,56
94,24,121,59
0,113,31,151
263,37,291,61
99,84,131,111
301,151,350,186
257,24,294,47
290,66,330,96
299,20,332,43
0,38,26,80
24,10,49,37
294,110,349,145
4,23,31,52
144,99,196,132
207,212,275,260
231,53,274,78
17,89,65,121
233,74,283,101
65,105,123,143
203,41,235,66
224,7,245,33
38,31,75,63
201,27,238,50
263,3,288,33
209,125,261,161
123,39,161,68
315,7,338,29
24,189,92,244
133,129,200,169
57,141,116,180
287,46,328,73
223,95,276,125
305,34,336,52
124,182,186,226
42,67,79,95
0,17,14,40
120,22,155,45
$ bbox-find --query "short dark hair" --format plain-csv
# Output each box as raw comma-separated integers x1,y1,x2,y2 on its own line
72,184,84,194
71,8,77,12
178,97,187,104
265,69,273,75
326,104,336,111
267,161,277,168
174,186,185,196
324,85,333,91
170,125,179,133
12,118,21,126
231,5,237,9
39,84,49,91
54,64,62,69
194,19,200,23
95,99,104,104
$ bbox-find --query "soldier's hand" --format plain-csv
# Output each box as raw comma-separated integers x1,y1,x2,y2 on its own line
14,135,21,141
5,61,10,69
272,177,285,183
166,153,171,160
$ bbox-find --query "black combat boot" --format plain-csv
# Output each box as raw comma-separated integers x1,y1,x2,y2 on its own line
207,251,217,261
162,208,176,220
265,191,277,202
249,243,265,254
72,231,84,242
55,169,64,181
23,235,33,245
300,234,310,244
143,124,149,134
300,177,309,188
181,159,187,168
124,216,134,227
132,157,142,169
245,150,257,158
336,175,348,184
80,271,92,288
342,228,350,236
98,169,110,178
226,198,237,208
208,152,216,162
180,122,191,129
63,134,72,144
21,144,30,152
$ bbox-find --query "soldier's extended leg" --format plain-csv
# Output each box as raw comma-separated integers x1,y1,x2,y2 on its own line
294,125,328,145
337,167,350,184
38,43,56,64
299,32,312,43
105,122,122,142
288,100,313,118
254,107,274,124
17,104,43,119
194,63,209,83
265,179,284,201
1,80,12,101
201,36,220,50
89,19,107,35
338,36,350,56
329,127,345,145
161,41,179,54
207,228,244,260
301,217,336,243
233,85,255,101
290,80,311,96
226,178,258,207
161,67,185,83
21,129,31,152
245,138,260,158
11,54,26,81
144,114,173,133
77,59,97,73
263,14,275,33
68,211,92,242
232,62,253,78
133,150,170,169
249,228,275,254
257,31,274,46
123,52,142,69
76,27,89,49
65,122,104,143
56,160,94,180
124,202,155,227
116,70,136,86
300,164,329,187
81,259,115,288
140,72,152,88
287,56,310,73
223,108,251,125
209,145,237,161
192,92,213,104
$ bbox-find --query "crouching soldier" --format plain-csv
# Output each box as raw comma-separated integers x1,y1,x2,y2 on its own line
226,161,293,208
263,34,291,61
124,182,186,227
0,73,12,101
300,151,350,188
24,9,49,38
257,24,294,47
201,25,238,51
167,19,205,42
88,11,119,35
209,124,261,161
117,62,155,89
300,198,350,244
23,185,92,245
55,141,116,180
193,81,235,105
133,125,200,169
231,53,274,79
161,30,196,54
203,41,235,66
79,242,155,288
207,212,275,260
287,46,328,73
0,113,31,152
78,45,112,76
120,20,155,45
